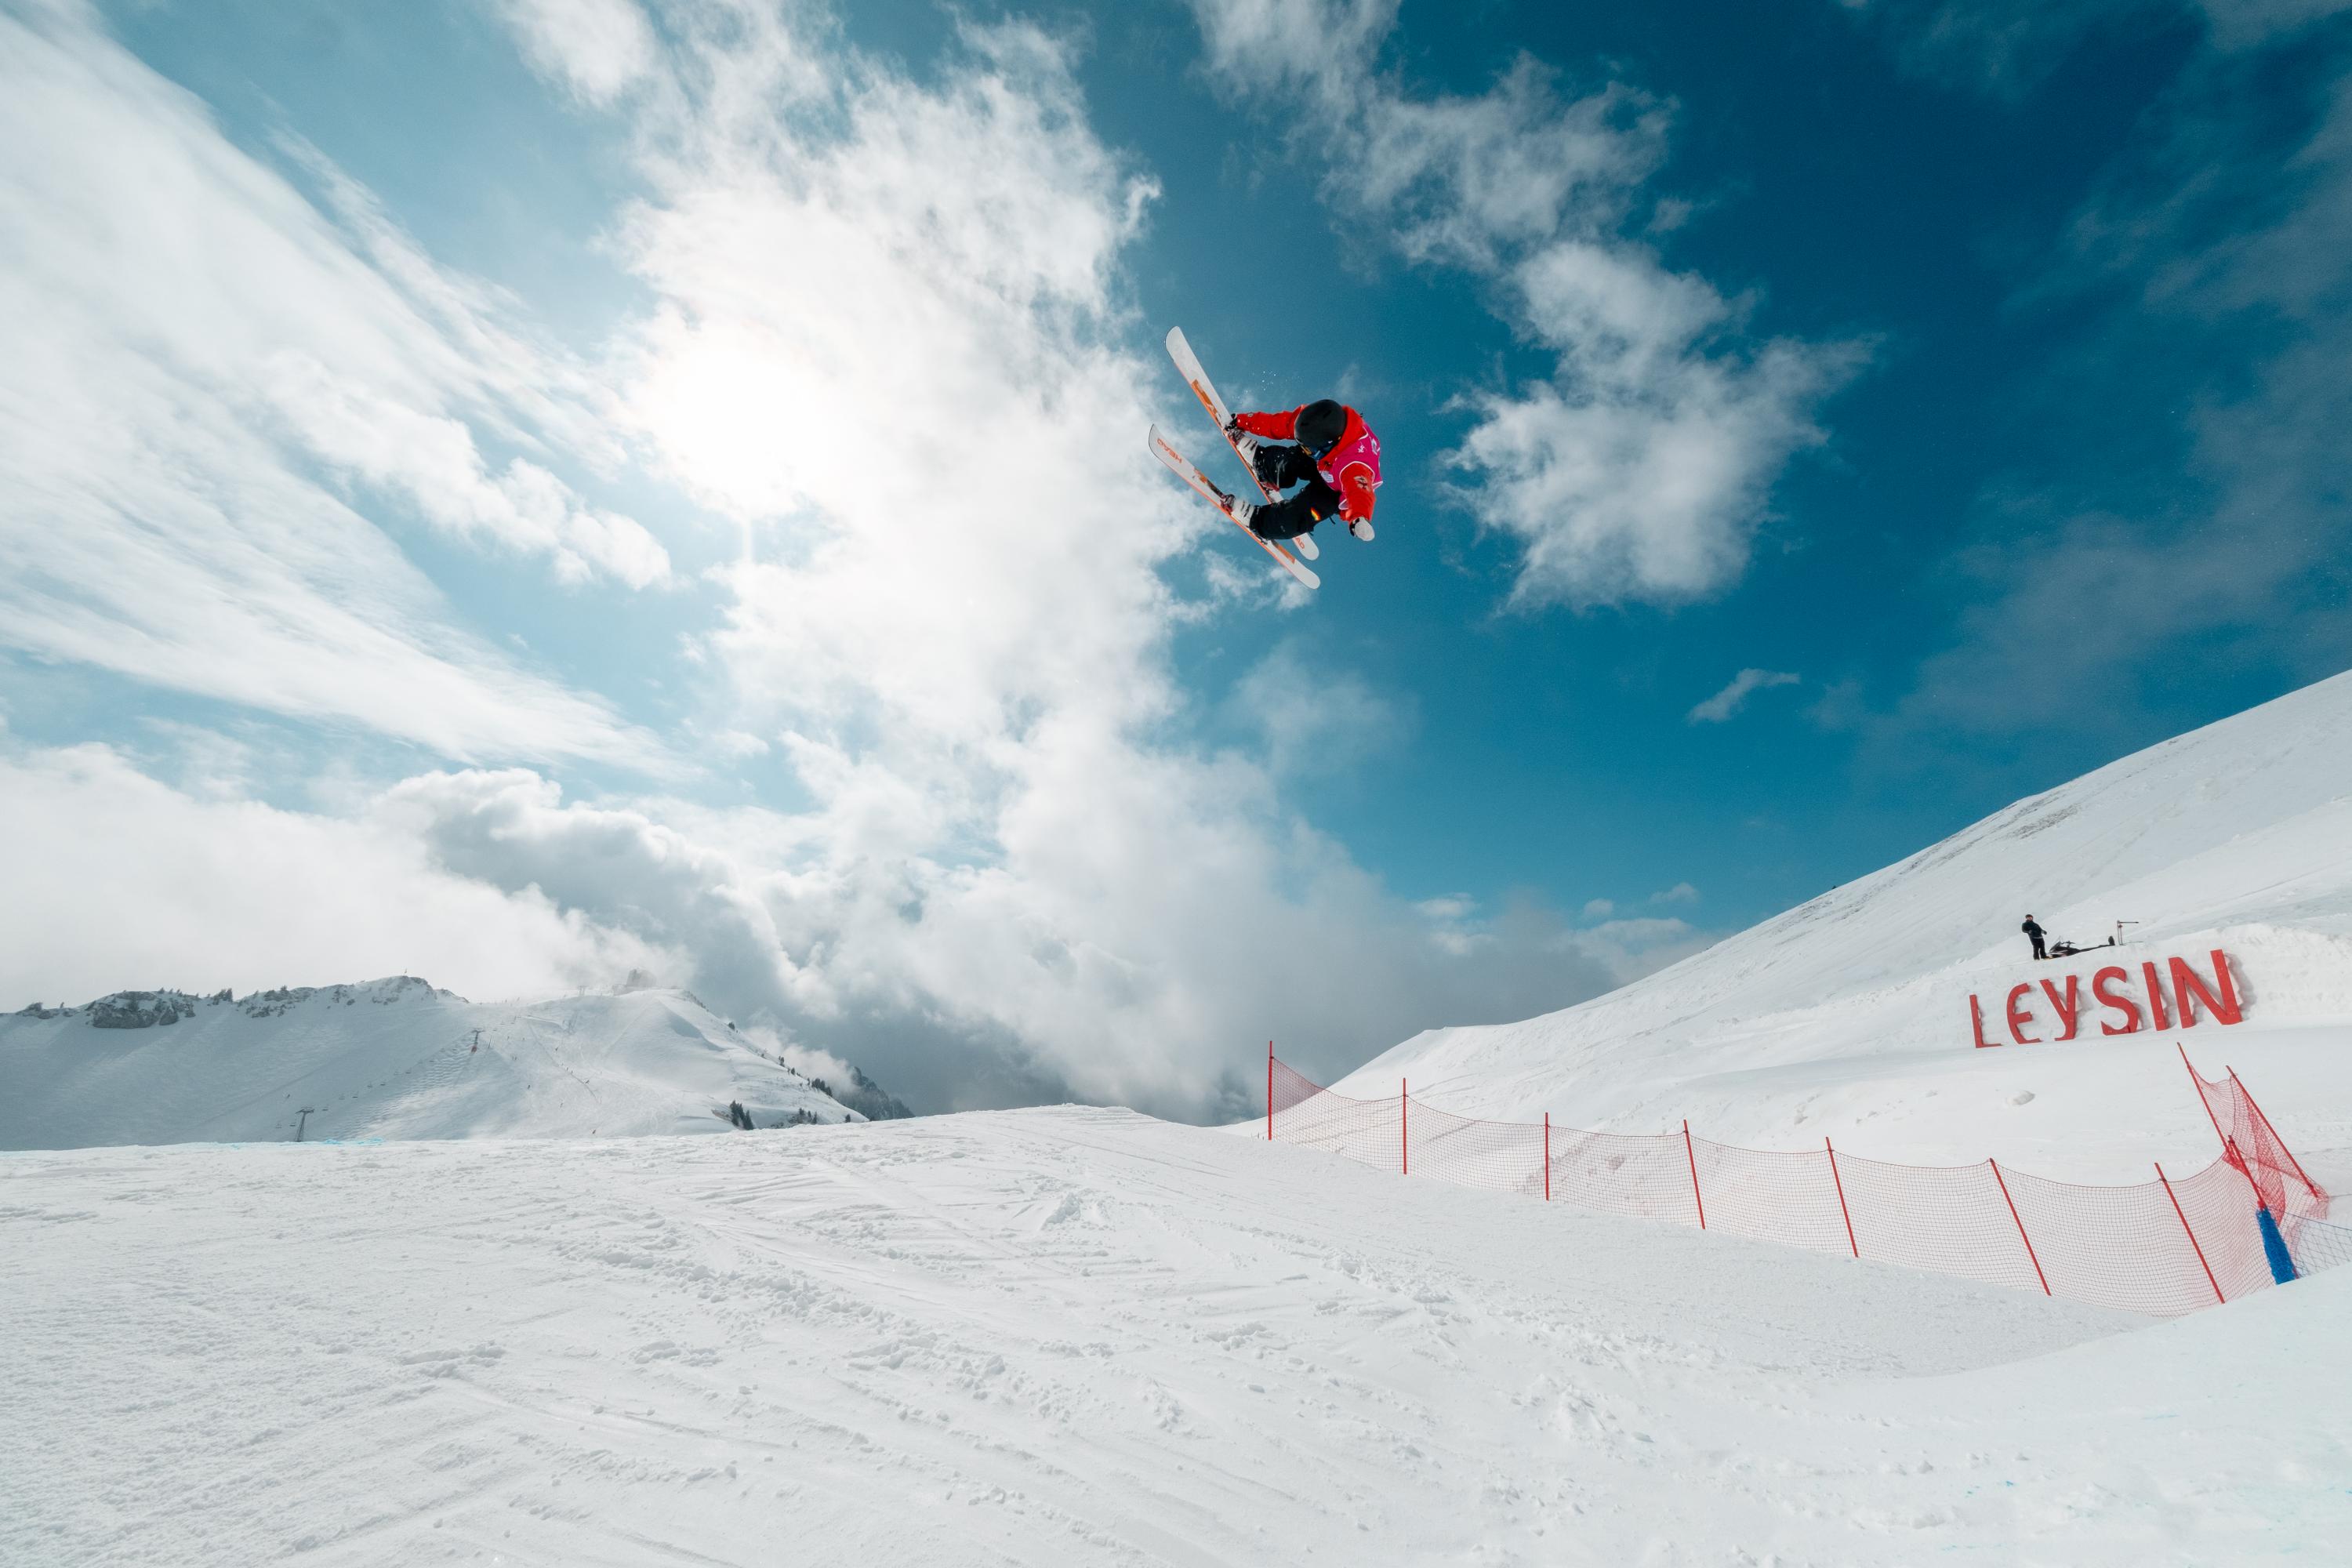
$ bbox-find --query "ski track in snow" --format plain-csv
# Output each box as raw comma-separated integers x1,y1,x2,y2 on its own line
5,1108,2347,1566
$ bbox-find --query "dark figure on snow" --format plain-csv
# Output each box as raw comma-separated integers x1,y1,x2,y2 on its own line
1224,399,1383,543
2022,914,2046,961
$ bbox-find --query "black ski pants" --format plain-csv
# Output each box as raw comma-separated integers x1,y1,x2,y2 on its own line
1246,442,1340,541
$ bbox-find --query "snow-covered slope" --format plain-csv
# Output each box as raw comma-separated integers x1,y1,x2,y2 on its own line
0,977,868,1149
9,1110,2345,1566
1338,670,2352,1178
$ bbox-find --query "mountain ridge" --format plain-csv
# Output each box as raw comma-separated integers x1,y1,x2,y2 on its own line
0,975,909,1150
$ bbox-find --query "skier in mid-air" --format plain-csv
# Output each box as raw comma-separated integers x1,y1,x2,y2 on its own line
1222,399,1382,544
1149,328,1377,590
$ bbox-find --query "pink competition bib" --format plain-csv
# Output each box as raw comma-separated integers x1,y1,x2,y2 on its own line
1318,426,1382,489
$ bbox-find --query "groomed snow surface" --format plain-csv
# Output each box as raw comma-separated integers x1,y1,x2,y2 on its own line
6,1109,2349,1566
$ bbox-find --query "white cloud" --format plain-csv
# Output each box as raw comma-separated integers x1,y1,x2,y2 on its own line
1830,0,2136,90
0,746,661,1007
257,354,670,590
0,0,668,764
75,757,1612,1117
495,0,662,106
1352,64,1667,270
1650,881,1700,906
1229,641,1411,777
2200,0,2352,45
1687,667,1802,723
1457,326,1853,609
1189,0,1396,98
1835,0,2351,91
1189,0,1862,610
708,728,771,759
1405,888,1714,984
377,768,834,1018
1569,915,1711,984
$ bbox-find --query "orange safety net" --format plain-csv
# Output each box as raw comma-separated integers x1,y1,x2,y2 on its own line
2181,1047,2329,1225
1263,1049,2331,1316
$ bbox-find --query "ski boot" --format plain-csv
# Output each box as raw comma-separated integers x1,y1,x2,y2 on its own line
1225,422,1264,469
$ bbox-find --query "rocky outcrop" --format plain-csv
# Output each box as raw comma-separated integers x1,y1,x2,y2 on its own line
830,1064,914,1122
88,991,198,1029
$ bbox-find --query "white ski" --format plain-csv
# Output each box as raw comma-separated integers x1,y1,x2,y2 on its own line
1149,426,1319,591
1166,327,1319,561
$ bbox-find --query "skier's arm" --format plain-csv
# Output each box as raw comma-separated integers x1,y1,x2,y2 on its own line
1231,406,1302,441
1336,466,1377,522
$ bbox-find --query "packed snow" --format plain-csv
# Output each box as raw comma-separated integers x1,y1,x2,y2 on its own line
9,1109,2347,1566
0,979,875,1149
1338,670,2352,1183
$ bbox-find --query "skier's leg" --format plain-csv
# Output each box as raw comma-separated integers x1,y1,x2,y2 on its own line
1245,481,1338,541
1243,493,1312,540
1251,441,1319,493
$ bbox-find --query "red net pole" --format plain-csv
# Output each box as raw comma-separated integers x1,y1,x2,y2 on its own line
2229,1066,2325,1203
2180,1044,2229,1145
1827,1138,1857,1258
1683,1120,1706,1229
2155,1161,2227,1305
1989,1160,2050,1295
1262,1049,2280,1316
2223,1135,2269,1207
1266,1041,1272,1142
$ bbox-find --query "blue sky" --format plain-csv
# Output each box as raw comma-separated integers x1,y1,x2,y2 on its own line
3,0,2348,1116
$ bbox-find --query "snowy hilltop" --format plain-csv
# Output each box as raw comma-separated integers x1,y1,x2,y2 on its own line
0,976,906,1149
1335,670,2352,1181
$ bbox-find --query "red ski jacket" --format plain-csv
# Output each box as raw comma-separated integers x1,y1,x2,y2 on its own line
1234,405,1383,523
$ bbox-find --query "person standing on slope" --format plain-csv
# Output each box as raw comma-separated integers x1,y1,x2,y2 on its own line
1224,398,1382,543
2022,914,2047,961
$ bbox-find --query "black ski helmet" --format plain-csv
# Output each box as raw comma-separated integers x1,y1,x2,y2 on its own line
1295,399,1347,459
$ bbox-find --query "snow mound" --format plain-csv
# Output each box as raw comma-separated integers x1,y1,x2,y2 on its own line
0,978,876,1149
1338,670,2352,1180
